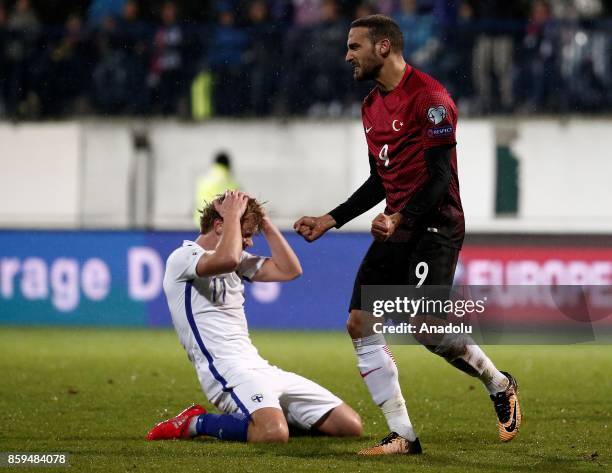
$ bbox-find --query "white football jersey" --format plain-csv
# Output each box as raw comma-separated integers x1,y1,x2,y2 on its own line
163,240,270,399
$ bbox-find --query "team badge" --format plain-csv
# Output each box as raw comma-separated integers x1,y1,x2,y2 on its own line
427,106,447,125
251,393,264,403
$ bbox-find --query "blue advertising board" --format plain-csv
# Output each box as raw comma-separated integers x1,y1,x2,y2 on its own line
0,230,371,329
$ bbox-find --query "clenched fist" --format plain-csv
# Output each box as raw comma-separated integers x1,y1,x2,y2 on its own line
371,213,402,241
293,214,336,243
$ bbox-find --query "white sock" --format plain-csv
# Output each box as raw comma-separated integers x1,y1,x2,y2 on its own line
463,345,509,395
353,334,416,440
381,395,417,441
434,335,509,395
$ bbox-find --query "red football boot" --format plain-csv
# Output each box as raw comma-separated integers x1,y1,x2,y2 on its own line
146,404,207,440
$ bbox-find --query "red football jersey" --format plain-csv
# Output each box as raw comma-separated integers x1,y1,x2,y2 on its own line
362,65,465,247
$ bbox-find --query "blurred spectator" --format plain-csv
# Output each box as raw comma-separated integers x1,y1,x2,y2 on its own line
471,0,523,113
8,0,39,31
306,0,349,115
208,4,250,116
88,0,126,27
276,20,308,114
557,8,609,111
354,1,377,19
245,0,282,115
118,0,151,113
193,151,240,226
1,0,612,119
293,0,323,26
429,0,460,30
518,0,558,112
93,15,130,113
42,14,94,116
393,0,437,70
119,0,149,52
148,1,187,115
5,0,40,117
435,0,476,109
269,0,294,25
551,0,603,19
376,0,398,16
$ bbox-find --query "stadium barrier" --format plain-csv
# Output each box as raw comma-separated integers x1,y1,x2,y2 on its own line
1,120,612,233
1,230,611,331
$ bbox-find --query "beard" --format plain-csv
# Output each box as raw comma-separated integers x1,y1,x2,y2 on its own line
352,59,382,82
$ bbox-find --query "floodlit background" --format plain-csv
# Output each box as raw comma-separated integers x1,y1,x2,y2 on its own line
0,2,611,471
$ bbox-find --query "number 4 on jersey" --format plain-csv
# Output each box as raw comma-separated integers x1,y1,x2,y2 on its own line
378,144,390,167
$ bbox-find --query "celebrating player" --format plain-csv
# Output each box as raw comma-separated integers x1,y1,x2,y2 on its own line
294,15,521,455
147,191,362,443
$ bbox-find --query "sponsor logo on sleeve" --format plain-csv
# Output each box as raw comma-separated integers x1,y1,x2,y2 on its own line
427,126,454,137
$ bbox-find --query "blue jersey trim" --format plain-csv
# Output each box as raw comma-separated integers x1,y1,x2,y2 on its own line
184,281,251,418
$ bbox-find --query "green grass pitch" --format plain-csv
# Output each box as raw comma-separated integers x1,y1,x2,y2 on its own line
0,328,609,472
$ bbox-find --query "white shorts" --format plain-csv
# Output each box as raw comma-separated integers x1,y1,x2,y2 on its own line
207,366,343,430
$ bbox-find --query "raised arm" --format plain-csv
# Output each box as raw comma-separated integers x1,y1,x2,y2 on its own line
294,154,385,242
252,216,303,282
195,191,248,277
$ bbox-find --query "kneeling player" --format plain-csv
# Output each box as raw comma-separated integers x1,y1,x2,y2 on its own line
146,191,362,443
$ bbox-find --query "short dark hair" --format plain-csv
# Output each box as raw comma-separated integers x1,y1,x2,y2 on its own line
214,151,231,169
350,14,404,53
198,194,265,234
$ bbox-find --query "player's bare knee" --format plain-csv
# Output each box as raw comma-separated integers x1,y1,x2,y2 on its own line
342,411,363,437
249,415,289,443
258,421,289,443
346,310,364,338
248,408,289,443
321,404,363,437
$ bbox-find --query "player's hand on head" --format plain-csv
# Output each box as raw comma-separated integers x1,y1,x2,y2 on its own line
215,190,249,219
260,210,275,233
